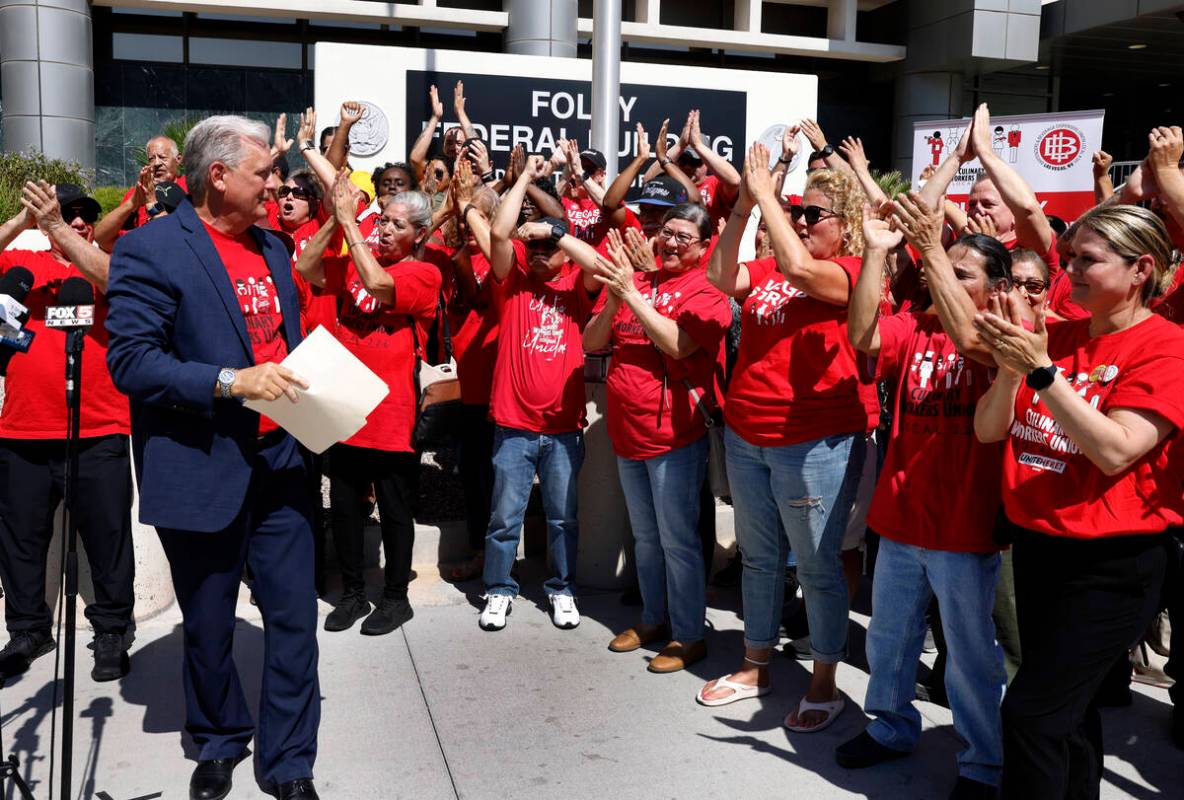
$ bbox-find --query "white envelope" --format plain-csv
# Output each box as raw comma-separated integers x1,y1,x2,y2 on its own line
244,325,389,454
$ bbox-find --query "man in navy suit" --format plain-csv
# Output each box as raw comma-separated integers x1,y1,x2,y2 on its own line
106,116,320,800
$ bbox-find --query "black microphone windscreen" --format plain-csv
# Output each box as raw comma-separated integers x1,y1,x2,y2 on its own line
0,267,35,302
58,276,95,306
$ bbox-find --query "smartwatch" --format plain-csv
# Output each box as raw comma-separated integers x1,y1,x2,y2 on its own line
819,144,835,158
1025,364,1057,391
660,157,673,168
549,224,566,244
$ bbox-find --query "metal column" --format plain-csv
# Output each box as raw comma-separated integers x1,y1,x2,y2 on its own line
590,0,622,177
504,0,578,58
0,0,95,171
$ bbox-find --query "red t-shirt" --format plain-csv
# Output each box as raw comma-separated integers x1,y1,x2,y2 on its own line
563,196,609,248
697,174,734,225
119,175,188,231
605,266,731,460
325,255,441,452
0,251,129,439
869,313,1002,552
489,255,597,433
203,222,289,435
725,256,878,447
1002,315,1184,538
452,242,525,406
287,217,339,336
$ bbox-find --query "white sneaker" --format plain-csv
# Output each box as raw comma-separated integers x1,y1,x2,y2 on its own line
548,594,580,629
479,594,512,631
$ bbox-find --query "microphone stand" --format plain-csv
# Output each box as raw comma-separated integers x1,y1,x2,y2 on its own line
59,326,85,800
0,677,36,799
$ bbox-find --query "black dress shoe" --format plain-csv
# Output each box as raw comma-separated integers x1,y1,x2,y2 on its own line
835,730,910,769
360,596,413,636
949,776,999,799
0,630,55,678
277,778,319,799
190,753,246,800
90,632,130,682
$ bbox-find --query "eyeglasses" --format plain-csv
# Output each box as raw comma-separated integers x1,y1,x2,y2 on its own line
277,186,310,200
789,205,839,226
657,227,701,247
1014,278,1048,294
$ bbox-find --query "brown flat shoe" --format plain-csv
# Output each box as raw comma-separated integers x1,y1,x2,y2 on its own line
648,639,707,673
608,624,669,653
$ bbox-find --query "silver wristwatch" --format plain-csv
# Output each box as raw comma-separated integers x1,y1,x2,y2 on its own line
217,367,237,400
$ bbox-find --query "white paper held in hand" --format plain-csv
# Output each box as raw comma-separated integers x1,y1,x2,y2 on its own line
243,325,389,454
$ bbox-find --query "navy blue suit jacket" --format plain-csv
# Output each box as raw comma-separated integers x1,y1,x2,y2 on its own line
105,199,304,533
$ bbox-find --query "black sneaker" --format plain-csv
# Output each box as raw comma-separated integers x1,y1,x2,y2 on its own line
0,630,56,678
360,596,413,636
835,730,910,769
90,632,130,682
324,591,371,632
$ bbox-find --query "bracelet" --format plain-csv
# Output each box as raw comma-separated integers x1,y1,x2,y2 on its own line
462,204,477,221
481,170,495,183
347,239,366,249
300,142,315,152
777,155,793,165
660,157,673,167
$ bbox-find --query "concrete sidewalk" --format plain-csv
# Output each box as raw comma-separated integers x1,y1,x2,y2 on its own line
0,563,1177,800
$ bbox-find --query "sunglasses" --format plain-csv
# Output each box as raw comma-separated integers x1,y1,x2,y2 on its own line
277,186,310,200
1014,279,1048,294
657,227,701,247
789,205,839,225
62,207,96,225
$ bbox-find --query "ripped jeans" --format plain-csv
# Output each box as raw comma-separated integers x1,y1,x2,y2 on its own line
725,427,865,662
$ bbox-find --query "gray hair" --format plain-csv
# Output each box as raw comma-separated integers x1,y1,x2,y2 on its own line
146,135,179,157
386,190,433,229
183,115,271,202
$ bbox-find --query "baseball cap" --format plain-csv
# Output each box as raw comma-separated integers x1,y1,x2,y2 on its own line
55,184,101,223
676,148,702,164
636,176,688,207
579,149,607,173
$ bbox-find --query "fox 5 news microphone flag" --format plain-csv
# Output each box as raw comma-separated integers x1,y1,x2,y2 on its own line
911,109,1105,222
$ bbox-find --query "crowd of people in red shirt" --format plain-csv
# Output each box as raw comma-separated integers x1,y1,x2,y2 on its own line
1,84,1182,799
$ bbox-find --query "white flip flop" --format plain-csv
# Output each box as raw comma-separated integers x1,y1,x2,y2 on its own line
783,695,846,733
696,674,772,707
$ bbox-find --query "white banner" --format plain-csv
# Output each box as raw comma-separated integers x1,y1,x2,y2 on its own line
313,43,818,195
910,109,1105,220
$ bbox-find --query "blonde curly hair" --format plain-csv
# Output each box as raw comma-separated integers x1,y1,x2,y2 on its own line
804,168,867,257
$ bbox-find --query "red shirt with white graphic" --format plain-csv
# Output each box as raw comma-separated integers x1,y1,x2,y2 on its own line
287,217,340,336
696,174,734,226
724,256,878,447
489,254,597,434
452,242,524,406
325,255,441,453
204,222,288,435
563,196,609,248
605,266,732,460
1003,315,1184,538
869,313,1003,552
0,251,129,439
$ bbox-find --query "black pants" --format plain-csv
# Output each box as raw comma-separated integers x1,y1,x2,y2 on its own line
1165,529,1184,710
0,435,135,635
1001,524,1167,799
328,443,418,600
458,404,495,553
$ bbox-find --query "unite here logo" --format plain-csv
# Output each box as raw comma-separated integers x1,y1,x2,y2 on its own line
1034,125,1085,171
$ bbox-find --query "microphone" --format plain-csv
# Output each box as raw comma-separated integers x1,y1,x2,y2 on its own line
46,277,95,329
0,267,36,376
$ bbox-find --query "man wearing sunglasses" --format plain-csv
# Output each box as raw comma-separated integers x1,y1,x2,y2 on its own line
0,182,135,683
95,135,187,252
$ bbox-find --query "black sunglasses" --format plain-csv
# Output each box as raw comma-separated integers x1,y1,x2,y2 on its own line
277,186,310,200
62,207,97,225
789,204,838,225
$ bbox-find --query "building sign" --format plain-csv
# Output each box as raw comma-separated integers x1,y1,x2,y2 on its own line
911,109,1105,221
314,43,817,195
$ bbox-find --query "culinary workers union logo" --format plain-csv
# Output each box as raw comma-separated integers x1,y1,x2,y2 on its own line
1034,125,1084,171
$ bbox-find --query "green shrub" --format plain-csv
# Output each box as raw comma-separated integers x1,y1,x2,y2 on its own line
0,150,94,224
873,169,911,200
93,185,129,217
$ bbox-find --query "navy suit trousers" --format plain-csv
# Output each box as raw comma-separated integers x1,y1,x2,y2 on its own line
157,433,319,786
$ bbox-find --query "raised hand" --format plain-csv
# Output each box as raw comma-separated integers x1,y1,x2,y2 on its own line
429,85,444,119
453,158,475,206
1147,126,1184,176
453,81,467,116
131,165,155,207
524,154,546,180
20,180,65,232
743,143,774,201
861,202,903,252
273,113,293,156
331,169,357,223
514,220,551,241
891,191,944,253
965,213,999,239
596,243,637,299
800,118,828,152
1092,149,1113,179
510,145,528,183
468,139,493,175
635,122,651,161
838,136,867,172
297,107,317,149
339,101,364,127
919,164,937,182
954,117,975,163
688,109,704,149
654,119,670,162
781,124,802,162
677,111,693,150
969,103,993,160
974,290,1048,376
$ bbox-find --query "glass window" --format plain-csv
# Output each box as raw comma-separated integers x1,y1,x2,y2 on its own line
112,33,184,63
188,37,303,69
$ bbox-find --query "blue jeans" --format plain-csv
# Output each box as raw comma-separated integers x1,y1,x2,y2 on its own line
483,426,584,597
726,427,864,661
617,436,708,643
865,537,1005,786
